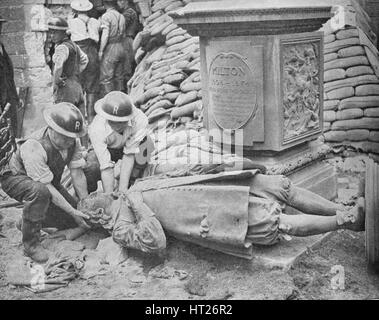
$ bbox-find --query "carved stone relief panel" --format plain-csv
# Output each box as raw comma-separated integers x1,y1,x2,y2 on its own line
281,39,322,143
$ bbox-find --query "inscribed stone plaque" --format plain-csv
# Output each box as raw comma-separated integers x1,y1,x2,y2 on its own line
208,52,257,130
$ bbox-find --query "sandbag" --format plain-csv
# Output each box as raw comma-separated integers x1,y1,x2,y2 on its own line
346,65,374,77
324,121,331,131
162,23,178,36
369,131,379,142
337,45,365,58
145,78,163,91
166,27,187,40
135,48,146,64
325,53,338,62
146,46,167,65
148,108,172,124
146,99,174,116
166,35,186,46
166,37,198,53
336,28,359,40
331,118,379,130
172,60,190,69
324,69,345,82
345,129,369,141
324,130,346,142
163,91,181,102
163,72,187,86
336,108,363,120
135,86,163,106
141,95,164,112
339,96,379,110
326,86,354,100
324,55,369,70
171,100,202,118
175,90,198,107
151,18,173,37
144,10,164,25
180,81,202,92
325,75,379,92
324,37,361,54
324,110,336,122
324,34,336,43
324,100,339,111
152,0,178,12
364,108,379,117
355,84,379,96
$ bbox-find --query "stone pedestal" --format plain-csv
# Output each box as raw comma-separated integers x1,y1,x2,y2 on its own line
171,0,338,200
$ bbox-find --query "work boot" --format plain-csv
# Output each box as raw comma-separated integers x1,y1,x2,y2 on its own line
337,197,365,232
22,219,49,263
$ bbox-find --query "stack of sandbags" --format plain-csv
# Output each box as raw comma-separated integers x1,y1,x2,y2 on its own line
321,1,379,156
129,0,203,134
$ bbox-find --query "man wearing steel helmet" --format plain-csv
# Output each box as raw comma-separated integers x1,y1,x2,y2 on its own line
86,91,152,194
48,17,89,116
0,103,91,263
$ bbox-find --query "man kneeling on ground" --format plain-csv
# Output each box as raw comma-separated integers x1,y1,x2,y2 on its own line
0,103,91,263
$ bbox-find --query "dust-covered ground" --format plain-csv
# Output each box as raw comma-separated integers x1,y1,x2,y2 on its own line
1,155,379,300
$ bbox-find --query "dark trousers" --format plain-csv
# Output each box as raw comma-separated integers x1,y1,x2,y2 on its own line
0,174,77,230
83,136,154,193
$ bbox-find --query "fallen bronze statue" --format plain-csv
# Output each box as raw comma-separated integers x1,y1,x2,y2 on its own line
78,168,365,259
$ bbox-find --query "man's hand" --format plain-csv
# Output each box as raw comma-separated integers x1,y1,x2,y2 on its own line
71,209,91,229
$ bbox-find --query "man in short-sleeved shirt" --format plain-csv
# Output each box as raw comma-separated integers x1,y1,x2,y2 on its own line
0,103,91,263
98,0,126,95
85,91,153,194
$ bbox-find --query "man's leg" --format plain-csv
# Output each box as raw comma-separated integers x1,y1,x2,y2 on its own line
82,149,102,193
278,199,365,236
99,44,117,96
0,174,50,262
249,174,343,216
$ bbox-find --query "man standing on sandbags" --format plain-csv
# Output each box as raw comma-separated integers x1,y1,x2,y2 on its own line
68,0,101,124
48,17,89,117
85,91,154,194
0,103,91,263
98,0,127,95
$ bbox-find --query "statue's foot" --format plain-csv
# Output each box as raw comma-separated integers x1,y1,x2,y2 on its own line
337,197,365,232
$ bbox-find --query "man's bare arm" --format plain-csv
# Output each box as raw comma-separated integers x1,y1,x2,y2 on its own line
119,154,135,193
70,168,89,200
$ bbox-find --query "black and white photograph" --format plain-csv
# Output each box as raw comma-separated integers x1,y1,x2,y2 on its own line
0,0,379,304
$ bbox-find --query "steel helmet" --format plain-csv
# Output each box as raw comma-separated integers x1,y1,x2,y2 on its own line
70,0,93,12
47,17,69,31
43,102,87,138
94,91,135,122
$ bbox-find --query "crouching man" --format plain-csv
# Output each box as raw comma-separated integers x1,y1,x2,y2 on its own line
84,91,153,194
0,103,91,263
